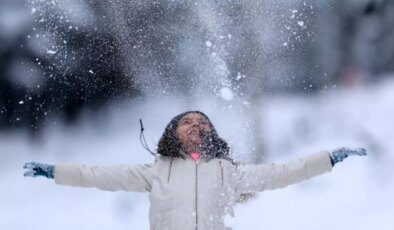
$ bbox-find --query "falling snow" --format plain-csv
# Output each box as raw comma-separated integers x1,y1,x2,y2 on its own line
220,87,234,101
297,21,305,27
46,50,57,55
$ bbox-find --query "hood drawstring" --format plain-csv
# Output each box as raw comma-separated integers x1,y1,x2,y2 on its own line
139,119,156,157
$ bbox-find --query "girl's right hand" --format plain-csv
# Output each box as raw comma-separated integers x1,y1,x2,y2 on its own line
23,162,55,179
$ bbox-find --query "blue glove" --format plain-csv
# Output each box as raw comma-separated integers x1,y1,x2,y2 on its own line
23,162,55,179
329,147,367,167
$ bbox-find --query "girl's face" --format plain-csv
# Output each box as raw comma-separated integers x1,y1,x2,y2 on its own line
176,113,212,152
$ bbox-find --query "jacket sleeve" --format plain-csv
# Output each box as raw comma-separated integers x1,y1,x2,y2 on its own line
54,163,154,192
235,151,332,194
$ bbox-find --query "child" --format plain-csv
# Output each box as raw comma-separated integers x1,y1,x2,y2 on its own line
23,111,366,230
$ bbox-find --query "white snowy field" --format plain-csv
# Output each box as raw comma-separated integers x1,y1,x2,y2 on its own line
1,78,394,230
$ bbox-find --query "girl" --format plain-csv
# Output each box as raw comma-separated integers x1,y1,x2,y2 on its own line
23,111,366,230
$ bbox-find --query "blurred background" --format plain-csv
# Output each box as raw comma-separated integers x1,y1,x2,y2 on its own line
1,0,393,229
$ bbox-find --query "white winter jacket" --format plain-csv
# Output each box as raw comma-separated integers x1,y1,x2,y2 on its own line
54,151,332,230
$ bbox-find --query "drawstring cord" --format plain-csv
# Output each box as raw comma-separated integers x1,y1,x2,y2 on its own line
139,119,156,157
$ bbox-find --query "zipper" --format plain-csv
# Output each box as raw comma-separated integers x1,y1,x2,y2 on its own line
219,160,224,186
195,160,199,230
167,158,173,183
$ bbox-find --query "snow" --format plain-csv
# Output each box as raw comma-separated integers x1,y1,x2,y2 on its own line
1,79,394,229
236,73,246,81
205,41,213,47
242,101,250,107
297,20,304,27
219,87,234,101
46,50,57,55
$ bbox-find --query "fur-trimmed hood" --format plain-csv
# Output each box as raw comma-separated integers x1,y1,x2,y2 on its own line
157,111,231,161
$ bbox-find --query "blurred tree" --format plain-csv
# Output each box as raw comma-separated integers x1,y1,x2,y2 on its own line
0,0,135,134
319,0,394,85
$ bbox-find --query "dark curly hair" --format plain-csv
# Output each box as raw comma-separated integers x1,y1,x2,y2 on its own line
157,111,231,161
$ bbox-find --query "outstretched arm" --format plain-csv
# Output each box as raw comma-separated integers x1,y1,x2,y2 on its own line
236,148,367,194
23,162,154,192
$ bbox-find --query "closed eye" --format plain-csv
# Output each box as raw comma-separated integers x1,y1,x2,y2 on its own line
199,119,209,125
180,119,192,125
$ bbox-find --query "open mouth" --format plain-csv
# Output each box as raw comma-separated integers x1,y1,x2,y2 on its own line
188,129,200,135
188,130,203,141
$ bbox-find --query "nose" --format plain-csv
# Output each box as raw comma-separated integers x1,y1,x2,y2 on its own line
191,120,203,128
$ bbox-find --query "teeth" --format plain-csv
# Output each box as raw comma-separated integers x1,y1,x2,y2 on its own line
189,130,198,135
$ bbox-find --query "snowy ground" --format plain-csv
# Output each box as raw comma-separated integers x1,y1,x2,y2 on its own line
1,78,393,230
